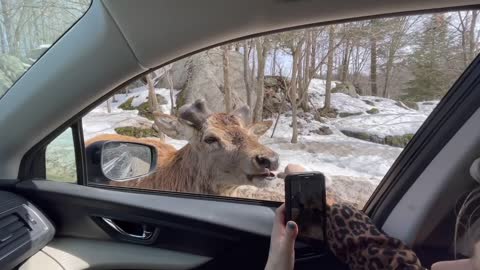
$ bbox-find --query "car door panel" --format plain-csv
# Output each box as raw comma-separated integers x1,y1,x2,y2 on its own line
12,180,347,269
20,237,210,270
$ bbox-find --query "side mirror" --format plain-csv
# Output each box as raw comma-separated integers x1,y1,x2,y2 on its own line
86,140,157,183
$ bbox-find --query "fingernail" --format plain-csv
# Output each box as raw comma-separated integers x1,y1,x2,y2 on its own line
287,221,295,230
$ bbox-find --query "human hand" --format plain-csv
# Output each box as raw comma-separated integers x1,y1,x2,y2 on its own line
265,204,299,270
277,164,306,179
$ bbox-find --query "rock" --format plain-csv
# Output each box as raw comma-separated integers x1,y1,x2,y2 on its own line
331,82,357,97
119,94,167,120
340,129,414,148
366,108,379,114
397,100,418,110
157,48,256,113
312,126,333,135
115,126,159,138
327,176,377,208
338,112,363,118
363,99,375,106
0,55,27,96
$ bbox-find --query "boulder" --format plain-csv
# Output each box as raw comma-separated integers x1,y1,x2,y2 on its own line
0,55,27,96
331,82,358,97
157,48,256,113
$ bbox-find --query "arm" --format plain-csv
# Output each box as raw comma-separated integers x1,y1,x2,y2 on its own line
326,203,425,270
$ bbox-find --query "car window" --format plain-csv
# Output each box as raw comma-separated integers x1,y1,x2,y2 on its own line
46,128,77,183
0,0,91,99
75,10,480,208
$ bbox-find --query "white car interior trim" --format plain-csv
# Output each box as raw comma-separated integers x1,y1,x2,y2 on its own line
0,0,146,179
382,107,480,245
19,237,211,270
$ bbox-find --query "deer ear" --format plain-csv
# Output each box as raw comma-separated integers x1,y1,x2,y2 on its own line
153,112,195,140
231,105,251,125
249,120,273,136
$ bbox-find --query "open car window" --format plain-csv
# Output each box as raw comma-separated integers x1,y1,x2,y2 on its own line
43,9,480,209
0,0,91,99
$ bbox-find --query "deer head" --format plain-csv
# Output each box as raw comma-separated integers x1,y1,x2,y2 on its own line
153,99,279,186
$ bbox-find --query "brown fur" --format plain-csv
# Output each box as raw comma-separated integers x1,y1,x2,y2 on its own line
86,112,282,199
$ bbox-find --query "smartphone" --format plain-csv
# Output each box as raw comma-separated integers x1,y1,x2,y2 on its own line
285,172,327,247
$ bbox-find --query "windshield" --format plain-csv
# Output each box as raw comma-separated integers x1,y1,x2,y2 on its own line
0,0,91,98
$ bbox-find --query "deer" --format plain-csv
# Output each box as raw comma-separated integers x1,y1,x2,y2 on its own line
86,99,285,201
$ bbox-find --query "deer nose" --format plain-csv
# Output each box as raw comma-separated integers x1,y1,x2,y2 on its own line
255,154,279,170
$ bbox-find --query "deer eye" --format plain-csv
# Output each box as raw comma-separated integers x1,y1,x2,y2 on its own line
204,136,219,144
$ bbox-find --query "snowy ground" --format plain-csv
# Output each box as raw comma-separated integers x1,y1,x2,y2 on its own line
46,80,439,207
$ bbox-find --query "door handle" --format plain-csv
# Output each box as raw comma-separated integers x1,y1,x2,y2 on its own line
101,217,153,240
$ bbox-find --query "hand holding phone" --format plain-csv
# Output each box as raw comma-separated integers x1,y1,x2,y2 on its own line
285,172,326,247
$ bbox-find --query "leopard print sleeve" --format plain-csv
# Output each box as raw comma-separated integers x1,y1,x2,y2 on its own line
326,204,426,270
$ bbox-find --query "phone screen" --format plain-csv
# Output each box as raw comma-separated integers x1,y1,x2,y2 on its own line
286,173,326,245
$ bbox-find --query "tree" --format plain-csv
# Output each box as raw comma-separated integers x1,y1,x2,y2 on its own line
242,40,252,110
382,16,416,97
146,73,159,111
323,25,336,111
405,14,451,101
253,37,269,123
221,45,232,113
369,19,379,96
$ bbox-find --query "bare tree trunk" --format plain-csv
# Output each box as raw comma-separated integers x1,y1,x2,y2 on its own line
310,31,318,78
167,70,175,114
271,47,277,76
222,45,232,113
469,11,478,62
253,39,268,123
340,38,351,83
291,48,300,143
146,74,159,111
369,21,378,96
1,0,12,53
106,98,112,113
301,30,312,111
242,40,252,110
323,26,335,111
383,45,395,98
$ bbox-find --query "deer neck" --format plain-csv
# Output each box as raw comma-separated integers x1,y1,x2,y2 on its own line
157,143,212,193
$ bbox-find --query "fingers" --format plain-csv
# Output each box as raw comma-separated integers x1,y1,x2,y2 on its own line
285,220,298,249
285,164,306,175
274,204,286,227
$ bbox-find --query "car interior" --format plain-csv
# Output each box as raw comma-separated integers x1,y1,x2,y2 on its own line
1,0,480,269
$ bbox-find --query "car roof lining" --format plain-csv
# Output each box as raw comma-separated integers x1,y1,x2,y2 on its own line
103,0,480,69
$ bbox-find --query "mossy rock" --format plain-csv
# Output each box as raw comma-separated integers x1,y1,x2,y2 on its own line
384,134,414,148
119,95,168,120
119,97,135,110
316,108,338,119
115,126,158,138
402,100,419,110
341,129,414,147
366,108,379,114
363,100,375,106
339,112,363,118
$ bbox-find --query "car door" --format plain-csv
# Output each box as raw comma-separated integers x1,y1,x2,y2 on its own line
1,1,480,270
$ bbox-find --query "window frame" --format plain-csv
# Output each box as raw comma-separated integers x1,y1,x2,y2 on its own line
18,6,480,212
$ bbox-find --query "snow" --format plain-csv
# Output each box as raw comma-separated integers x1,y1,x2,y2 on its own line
308,78,338,96
333,113,427,138
83,109,153,140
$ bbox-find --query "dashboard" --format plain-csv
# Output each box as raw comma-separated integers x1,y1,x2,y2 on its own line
0,191,55,270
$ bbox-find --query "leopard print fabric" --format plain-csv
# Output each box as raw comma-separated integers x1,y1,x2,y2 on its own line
326,204,426,270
